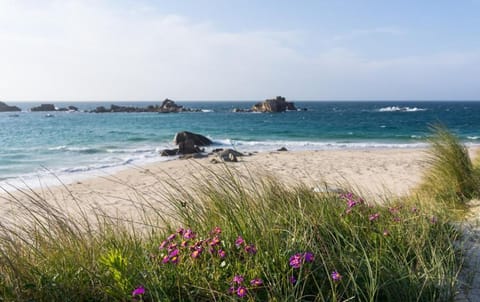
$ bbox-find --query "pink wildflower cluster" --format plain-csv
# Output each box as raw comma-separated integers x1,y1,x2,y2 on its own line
235,235,258,255
158,227,225,265
289,252,314,269
340,192,364,214
228,274,264,298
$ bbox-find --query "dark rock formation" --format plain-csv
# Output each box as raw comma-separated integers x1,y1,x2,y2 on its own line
174,131,212,147
277,147,288,151
30,104,56,112
251,96,296,113
232,108,252,113
0,101,21,112
173,131,212,155
94,106,108,113
57,105,79,111
160,149,179,156
158,99,185,113
90,99,201,113
217,149,244,162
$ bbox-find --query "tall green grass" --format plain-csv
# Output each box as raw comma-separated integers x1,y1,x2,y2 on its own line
0,172,460,301
418,124,480,205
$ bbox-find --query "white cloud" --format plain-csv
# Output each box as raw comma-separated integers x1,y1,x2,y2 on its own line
0,0,478,101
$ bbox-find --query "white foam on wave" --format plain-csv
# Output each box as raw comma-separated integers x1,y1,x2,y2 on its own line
201,109,214,113
468,136,480,140
211,139,430,152
377,106,427,112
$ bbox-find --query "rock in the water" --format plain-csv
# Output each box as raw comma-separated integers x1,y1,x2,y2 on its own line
57,105,79,112
0,101,21,112
251,96,296,113
159,99,184,113
178,139,199,154
174,131,212,147
277,147,288,152
31,104,56,112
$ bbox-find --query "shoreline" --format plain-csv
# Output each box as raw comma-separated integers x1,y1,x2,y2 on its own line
0,148,437,221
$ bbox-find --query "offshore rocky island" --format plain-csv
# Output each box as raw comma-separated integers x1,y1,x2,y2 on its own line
0,97,302,113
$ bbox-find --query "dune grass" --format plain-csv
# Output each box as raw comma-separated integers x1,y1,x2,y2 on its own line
0,126,476,301
0,174,461,301
418,124,480,205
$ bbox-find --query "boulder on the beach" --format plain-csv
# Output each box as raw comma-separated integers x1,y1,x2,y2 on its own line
0,101,21,112
31,104,56,112
217,149,244,162
174,131,212,147
160,149,179,156
277,147,288,151
251,96,296,113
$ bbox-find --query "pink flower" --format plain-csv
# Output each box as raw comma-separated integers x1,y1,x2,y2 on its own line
237,286,247,298
331,270,342,282
289,253,303,269
132,286,145,296
369,213,380,221
232,275,244,284
212,226,222,234
159,240,168,250
176,227,185,235
431,216,438,224
250,278,263,286
191,249,202,259
304,252,314,263
245,244,257,255
218,249,226,258
170,255,179,264
209,236,220,246
235,236,245,247
184,229,196,239
161,255,169,264
169,249,179,258
180,240,188,248
167,243,177,252
289,275,297,285
167,233,176,241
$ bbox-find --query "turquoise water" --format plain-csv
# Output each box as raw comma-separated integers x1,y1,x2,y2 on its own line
1,101,480,187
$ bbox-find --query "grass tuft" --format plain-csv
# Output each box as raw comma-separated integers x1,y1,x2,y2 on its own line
418,124,480,205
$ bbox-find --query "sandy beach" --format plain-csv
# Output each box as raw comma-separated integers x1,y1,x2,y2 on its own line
0,148,433,222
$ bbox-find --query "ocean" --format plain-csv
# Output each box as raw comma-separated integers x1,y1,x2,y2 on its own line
1,101,479,189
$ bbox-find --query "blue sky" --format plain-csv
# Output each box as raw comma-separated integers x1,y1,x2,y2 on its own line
1,0,479,101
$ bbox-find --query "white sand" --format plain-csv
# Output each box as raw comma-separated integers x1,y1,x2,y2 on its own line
0,148,430,221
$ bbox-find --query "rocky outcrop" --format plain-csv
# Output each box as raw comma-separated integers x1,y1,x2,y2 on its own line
173,131,212,154
217,149,244,162
251,96,296,113
174,131,212,147
90,99,201,113
160,149,179,156
57,105,79,111
30,104,56,112
158,99,185,113
0,101,21,112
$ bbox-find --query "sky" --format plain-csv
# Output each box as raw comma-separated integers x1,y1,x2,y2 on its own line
1,0,480,101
